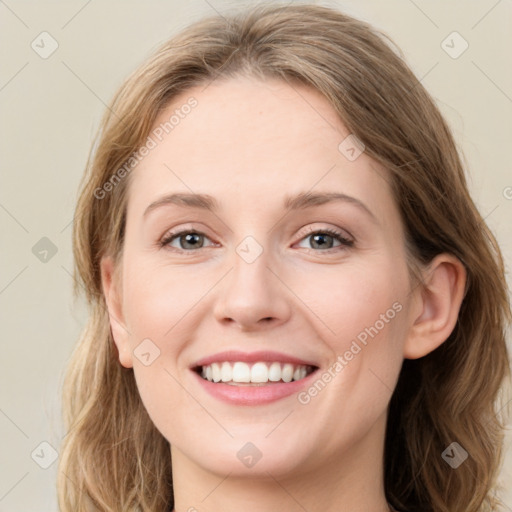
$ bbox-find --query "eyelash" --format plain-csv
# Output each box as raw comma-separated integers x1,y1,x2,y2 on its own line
158,226,354,253
299,226,354,251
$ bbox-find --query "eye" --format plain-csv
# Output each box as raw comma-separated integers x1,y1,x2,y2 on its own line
158,227,354,253
296,227,354,251
160,230,216,251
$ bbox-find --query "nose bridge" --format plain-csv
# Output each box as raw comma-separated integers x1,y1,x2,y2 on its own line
232,237,272,295
213,234,291,329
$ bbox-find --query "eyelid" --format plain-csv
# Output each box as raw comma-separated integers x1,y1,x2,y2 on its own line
292,226,354,254
297,224,354,241
159,227,216,249
158,223,355,252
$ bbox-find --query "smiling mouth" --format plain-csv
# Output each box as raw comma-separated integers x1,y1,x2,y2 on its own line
193,361,318,386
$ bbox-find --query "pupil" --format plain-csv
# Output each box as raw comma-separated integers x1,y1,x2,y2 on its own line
312,234,332,249
182,233,202,249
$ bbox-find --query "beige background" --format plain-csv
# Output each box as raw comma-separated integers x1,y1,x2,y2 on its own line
0,0,511,509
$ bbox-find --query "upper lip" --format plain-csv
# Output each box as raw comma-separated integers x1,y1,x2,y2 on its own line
191,350,319,369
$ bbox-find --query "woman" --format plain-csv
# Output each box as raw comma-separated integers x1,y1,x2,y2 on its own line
58,4,511,511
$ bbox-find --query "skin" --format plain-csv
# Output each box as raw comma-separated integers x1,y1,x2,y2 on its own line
101,76,466,512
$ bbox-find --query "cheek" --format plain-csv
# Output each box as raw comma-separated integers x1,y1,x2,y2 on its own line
122,259,207,341
123,266,198,442
295,258,408,404
120,260,217,436
122,246,409,441
291,258,407,348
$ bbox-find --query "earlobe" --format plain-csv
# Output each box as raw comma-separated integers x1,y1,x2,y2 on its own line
100,256,133,368
403,254,467,360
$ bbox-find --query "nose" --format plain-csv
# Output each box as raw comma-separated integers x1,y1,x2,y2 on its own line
213,247,292,332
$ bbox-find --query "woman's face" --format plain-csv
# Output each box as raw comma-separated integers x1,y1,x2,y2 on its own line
104,76,418,479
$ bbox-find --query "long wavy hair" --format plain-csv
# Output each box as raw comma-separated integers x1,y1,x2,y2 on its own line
57,4,511,511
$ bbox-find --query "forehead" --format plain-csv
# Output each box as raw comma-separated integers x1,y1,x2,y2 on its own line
127,77,394,218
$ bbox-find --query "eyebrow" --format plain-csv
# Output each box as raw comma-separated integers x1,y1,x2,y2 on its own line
143,191,377,222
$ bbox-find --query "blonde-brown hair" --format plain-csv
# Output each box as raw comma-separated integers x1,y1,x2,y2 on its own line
58,4,511,511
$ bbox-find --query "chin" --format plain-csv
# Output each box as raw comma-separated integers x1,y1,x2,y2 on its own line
175,433,316,478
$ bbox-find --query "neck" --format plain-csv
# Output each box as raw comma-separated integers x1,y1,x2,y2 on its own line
170,413,390,512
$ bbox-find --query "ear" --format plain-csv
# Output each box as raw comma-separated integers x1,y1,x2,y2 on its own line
100,256,133,368
404,253,467,359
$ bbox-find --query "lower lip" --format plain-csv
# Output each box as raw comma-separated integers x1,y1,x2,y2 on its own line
191,369,318,406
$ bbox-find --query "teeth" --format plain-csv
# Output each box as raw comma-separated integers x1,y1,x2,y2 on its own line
211,363,221,383
232,362,251,382
282,363,294,383
221,362,232,382
268,362,281,382
198,361,313,384
251,362,269,383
